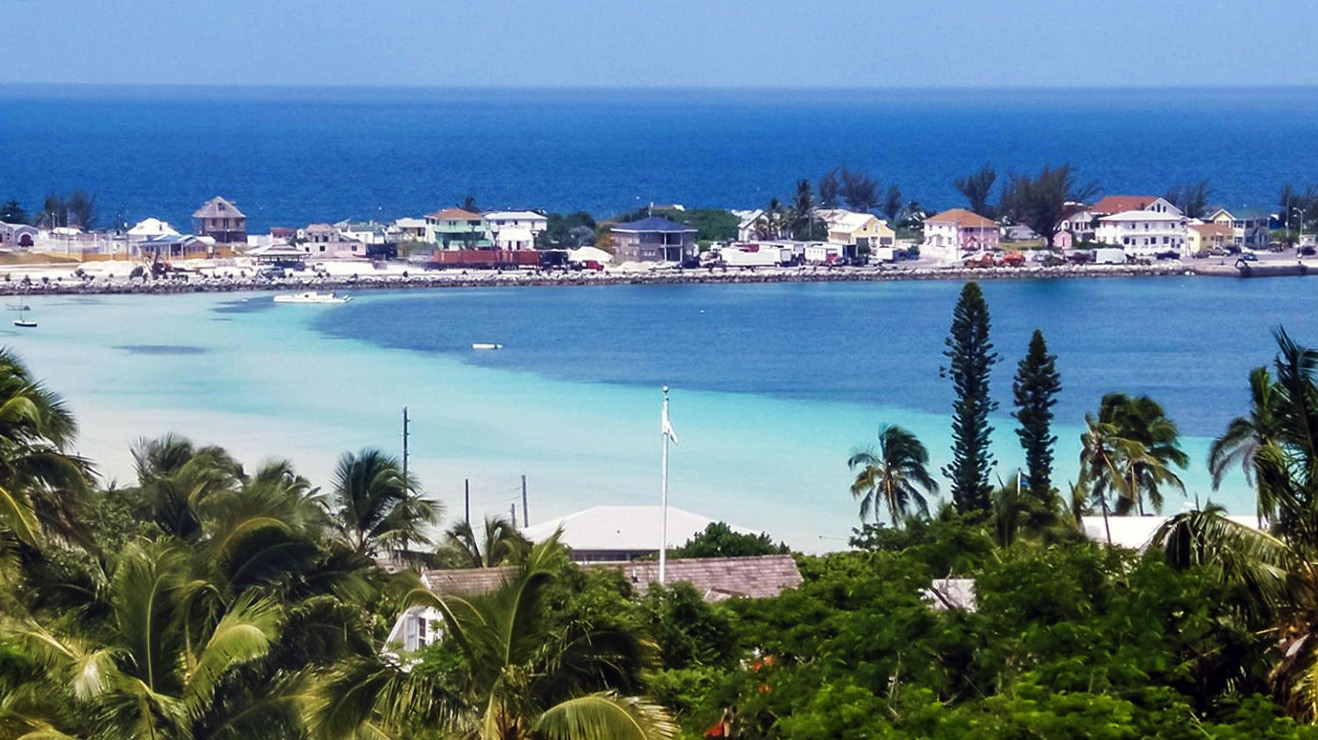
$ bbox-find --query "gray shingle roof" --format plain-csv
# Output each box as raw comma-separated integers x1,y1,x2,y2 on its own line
612,216,698,233
421,554,802,603
192,196,246,220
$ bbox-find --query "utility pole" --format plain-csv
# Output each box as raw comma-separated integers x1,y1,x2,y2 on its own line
464,479,470,525
521,475,528,527
401,407,410,486
510,503,516,524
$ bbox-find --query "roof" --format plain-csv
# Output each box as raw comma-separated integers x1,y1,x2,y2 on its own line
611,216,698,234
192,196,246,220
484,210,546,221
925,208,996,229
393,218,428,229
141,234,200,246
127,218,179,237
819,209,883,232
1099,210,1185,222
522,505,753,553
1091,195,1161,214
304,223,336,233
421,554,802,602
1209,207,1273,221
1190,222,1234,237
427,208,482,221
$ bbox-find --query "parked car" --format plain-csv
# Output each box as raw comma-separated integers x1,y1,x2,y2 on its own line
1154,250,1181,261
1240,249,1259,262
1302,246,1317,257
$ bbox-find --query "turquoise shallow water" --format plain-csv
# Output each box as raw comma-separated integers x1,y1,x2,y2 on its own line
3,278,1298,550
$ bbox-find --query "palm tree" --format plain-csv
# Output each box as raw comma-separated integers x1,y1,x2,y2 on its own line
0,347,93,549
311,534,676,740
1078,394,1186,522
325,448,441,557
440,516,530,568
847,425,937,527
1151,329,1318,719
11,539,288,740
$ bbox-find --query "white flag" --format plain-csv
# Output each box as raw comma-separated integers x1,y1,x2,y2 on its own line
662,396,679,444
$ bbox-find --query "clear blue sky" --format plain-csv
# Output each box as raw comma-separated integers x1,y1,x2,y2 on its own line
2,0,1314,88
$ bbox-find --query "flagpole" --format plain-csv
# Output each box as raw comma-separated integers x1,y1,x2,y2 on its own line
660,386,670,586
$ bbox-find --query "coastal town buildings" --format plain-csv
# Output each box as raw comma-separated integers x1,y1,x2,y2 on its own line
425,208,487,250
610,215,698,262
1095,210,1188,257
1206,207,1271,249
483,210,548,250
192,196,247,244
1187,222,1233,254
390,217,428,241
336,220,388,245
818,209,896,250
0,222,38,249
733,209,765,241
922,208,999,262
1058,210,1097,243
126,218,179,241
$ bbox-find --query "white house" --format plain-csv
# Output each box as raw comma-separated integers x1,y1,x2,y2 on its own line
482,211,547,249
922,209,999,263
391,217,428,241
336,220,388,245
732,209,765,242
1095,210,1188,257
126,217,180,241
1059,210,1096,242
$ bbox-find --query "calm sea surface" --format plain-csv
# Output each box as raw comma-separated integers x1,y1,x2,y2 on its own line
2,278,1311,549
2,86,1317,230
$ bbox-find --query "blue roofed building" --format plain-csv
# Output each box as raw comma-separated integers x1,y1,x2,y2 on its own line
610,216,698,263
1206,207,1274,249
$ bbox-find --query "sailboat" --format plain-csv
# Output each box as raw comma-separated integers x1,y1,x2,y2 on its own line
12,304,36,328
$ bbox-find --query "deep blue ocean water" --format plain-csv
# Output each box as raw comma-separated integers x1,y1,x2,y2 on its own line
2,85,1317,231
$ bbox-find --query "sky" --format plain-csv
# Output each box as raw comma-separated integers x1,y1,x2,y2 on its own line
1,0,1315,88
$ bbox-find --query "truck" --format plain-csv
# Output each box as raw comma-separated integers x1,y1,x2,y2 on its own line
719,244,787,268
1093,248,1127,265
431,250,542,270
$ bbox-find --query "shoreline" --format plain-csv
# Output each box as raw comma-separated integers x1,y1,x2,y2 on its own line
0,262,1259,296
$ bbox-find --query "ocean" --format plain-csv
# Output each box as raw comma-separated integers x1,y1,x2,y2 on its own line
2,86,1317,230
2,278,1307,550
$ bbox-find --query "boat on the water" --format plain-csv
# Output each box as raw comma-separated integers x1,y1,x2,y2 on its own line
12,304,36,328
273,291,352,304
471,343,503,350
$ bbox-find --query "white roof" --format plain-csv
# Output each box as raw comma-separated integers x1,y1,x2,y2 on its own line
393,217,427,229
1080,514,1259,549
1098,210,1185,223
734,209,764,229
818,209,880,232
484,210,546,222
522,505,753,552
128,218,179,237
567,245,614,264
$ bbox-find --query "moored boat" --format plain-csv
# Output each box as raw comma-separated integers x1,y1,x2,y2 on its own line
471,342,503,350
273,291,352,304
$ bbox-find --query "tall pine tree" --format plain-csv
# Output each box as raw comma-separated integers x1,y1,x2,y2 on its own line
1012,329,1061,501
942,282,999,514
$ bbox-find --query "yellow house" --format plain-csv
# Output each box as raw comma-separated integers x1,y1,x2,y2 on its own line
1187,222,1233,255
819,210,896,249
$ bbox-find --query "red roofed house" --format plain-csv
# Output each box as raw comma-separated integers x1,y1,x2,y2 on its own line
923,208,999,262
1090,195,1181,218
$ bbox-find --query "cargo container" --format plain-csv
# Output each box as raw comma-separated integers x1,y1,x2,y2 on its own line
431,250,541,269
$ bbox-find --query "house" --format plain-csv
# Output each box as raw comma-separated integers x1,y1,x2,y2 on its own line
1090,195,1182,218
1058,210,1097,243
610,216,698,263
1206,207,1272,249
922,209,999,262
483,210,548,250
126,218,179,241
0,222,38,249
138,234,212,261
269,226,298,242
818,209,895,251
1187,222,1234,254
300,223,336,244
521,504,755,562
425,208,488,250
386,554,803,653
391,217,428,241
192,196,247,244
732,209,765,242
1095,210,1188,257
336,220,388,246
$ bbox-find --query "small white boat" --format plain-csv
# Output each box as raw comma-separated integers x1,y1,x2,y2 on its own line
273,291,352,305
471,343,503,350
12,305,35,328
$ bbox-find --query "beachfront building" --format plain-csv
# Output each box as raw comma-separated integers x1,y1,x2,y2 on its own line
1187,222,1233,255
192,196,247,244
126,218,179,241
138,234,213,261
336,220,388,245
391,217,428,241
818,209,895,249
483,210,548,250
1058,209,1097,243
1090,195,1182,218
1095,210,1188,257
1206,207,1272,249
922,208,999,262
610,216,698,262
425,208,488,250
0,222,38,249
732,209,765,241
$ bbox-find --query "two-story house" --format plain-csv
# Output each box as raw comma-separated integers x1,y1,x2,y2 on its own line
610,216,698,262
192,196,247,244
1206,207,1272,249
922,209,998,262
425,208,488,250
1095,210,1188,257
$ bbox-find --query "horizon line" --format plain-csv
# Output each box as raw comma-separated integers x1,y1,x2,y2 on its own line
2,81,1318,93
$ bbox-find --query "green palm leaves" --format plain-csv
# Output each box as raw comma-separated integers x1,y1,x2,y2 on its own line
327,449,441,557
1079,393,1187,520
847,425,938,527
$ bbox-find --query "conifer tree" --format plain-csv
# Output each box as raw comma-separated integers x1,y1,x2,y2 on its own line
942,282,999,514
1012,329,1061,501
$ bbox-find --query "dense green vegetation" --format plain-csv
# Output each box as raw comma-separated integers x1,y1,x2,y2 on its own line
6,282,1318,738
